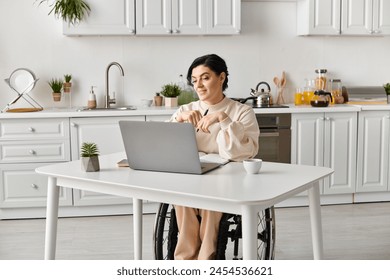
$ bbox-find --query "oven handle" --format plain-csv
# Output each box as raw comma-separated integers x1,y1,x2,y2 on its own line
259,129,279,137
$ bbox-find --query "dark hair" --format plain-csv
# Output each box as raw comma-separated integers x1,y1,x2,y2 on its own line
186,54,229,91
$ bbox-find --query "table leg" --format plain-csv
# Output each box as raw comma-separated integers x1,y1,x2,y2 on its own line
44,176,60,260
241,205,258,260
308,181,324,260
133,198,143,260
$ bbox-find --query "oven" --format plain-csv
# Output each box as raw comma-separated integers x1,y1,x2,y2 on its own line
255,113,291,163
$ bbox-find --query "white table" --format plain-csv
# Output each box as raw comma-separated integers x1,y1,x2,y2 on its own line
36,152,333,260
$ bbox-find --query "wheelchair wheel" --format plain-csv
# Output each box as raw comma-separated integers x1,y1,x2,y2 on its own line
154,203,275,260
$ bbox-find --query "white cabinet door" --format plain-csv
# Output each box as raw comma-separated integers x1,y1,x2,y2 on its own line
292,112,357,194
373,0,390,34
291,113,324,194
323,112,357,194
291,113,324,167
136,0,206,35
136,0,172,35
136,0,240,35
297,0,341,35
341,0,373,35
0,163,72,209
206,0,241,35
356,111,390,192
70,116,144,206
172,0,207,35
63,0,136,35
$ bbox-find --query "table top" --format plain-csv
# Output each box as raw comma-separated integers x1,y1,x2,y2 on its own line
36,152,333,213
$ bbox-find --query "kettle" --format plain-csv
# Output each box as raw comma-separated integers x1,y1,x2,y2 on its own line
310,90,333,107
250,81,273,107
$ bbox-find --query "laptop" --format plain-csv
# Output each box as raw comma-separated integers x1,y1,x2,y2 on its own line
118,120,223,174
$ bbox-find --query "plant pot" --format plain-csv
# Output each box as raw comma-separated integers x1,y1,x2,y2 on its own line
387,95,390,104
81,156,100,172
164,97,178,107
154,95,163,106
52,92,62,102
63,82,72,93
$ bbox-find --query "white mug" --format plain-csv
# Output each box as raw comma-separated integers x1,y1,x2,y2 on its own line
243,159,263,174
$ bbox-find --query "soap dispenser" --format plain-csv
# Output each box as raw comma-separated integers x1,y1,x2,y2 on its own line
88,86,97,109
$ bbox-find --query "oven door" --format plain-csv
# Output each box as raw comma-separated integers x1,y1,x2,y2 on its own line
256,127,291,163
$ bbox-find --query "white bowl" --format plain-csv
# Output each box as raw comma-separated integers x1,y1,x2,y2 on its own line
243,159,262,174
141,99,153,107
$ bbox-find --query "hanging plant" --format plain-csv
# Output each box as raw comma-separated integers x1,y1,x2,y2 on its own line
37,0,91,26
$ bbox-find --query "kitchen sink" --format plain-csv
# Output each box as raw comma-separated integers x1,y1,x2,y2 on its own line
77,106,137,111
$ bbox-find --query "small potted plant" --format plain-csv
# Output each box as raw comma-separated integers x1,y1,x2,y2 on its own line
160,83,181,107
384,83,390,104
63,74,72,93
48,78,63,102
80,142,100,172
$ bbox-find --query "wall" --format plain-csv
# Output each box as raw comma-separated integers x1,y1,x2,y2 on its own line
1,0,389,110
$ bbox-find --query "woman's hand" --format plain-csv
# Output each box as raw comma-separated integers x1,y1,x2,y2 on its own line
176,110,203,126
196,112,228,133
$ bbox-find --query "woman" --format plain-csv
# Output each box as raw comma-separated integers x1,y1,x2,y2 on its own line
170,54,259,260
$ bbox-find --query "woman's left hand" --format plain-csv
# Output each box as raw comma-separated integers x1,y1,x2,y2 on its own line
196,111,228,133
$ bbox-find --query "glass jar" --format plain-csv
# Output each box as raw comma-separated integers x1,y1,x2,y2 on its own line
303,79,315,105
329,79,343,104
315,69,327,90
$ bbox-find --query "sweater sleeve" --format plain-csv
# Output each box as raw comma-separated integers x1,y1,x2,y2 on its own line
216,108,259,162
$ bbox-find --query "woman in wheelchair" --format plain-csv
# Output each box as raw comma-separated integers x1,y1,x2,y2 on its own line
169,54,260,260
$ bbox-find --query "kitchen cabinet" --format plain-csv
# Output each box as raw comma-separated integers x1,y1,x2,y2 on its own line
70,116,144,206
63,0,136,35
136,0,240,35
297,0,390,35
206,0,241,35
356,111,390,192
291,112,357,194
0,118,72,216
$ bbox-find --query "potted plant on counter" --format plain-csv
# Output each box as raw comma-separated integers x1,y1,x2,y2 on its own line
63,74,72,93
48,78,63,102
384,83,390,104
80,142,100,172
160,83,181,107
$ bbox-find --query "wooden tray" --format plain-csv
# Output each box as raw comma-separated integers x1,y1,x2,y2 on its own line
6,108,43,113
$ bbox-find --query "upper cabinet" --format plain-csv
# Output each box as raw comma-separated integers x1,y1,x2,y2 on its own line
297,0,390,36
207,0,241,35
136,0,240,35
63,0,240,36
63,0,136,36
136,0,207,35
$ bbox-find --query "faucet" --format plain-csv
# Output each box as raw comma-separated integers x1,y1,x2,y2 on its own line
105,62,125,108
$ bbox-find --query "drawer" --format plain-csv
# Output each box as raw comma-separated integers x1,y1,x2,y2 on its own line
0,140,70,163
0,163,73,208
0,118,69,140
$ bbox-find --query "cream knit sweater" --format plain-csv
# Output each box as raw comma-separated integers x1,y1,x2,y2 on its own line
169,97,259,162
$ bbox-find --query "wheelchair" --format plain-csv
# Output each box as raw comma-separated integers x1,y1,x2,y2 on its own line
154,203,275,260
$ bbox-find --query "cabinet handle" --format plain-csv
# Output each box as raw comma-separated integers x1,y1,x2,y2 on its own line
369,30,374,34
71,122,77,127
325,117,331,121
167,29,172,34
173,29,180,34
29,150,36,155
31,184,38,189
374,29,381,34
28,127,35,132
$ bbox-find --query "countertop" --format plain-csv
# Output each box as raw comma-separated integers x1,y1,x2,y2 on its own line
0,102,389,119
